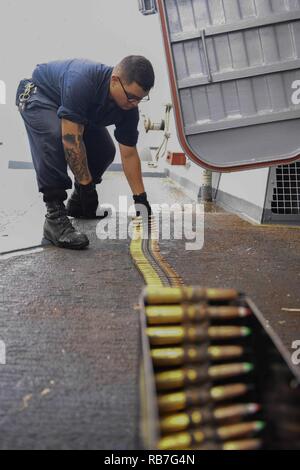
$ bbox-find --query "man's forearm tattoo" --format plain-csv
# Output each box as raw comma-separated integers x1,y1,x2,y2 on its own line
62,133,91,182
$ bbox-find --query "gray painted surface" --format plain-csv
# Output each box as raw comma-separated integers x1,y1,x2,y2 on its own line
8,161,166,178
157,0,300,169
164,166,202,199
212,171,222,199
166,164,265,223
215,188,264,223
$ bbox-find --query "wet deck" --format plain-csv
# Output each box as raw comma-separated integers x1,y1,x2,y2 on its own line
0,171,299,449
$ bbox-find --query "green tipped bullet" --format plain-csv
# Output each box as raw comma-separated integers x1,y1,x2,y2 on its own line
146,305,251,325
158,421,265,450
155,363,254,391
217,421,265,441
160,403,261,433
190,439,263,451
147,325,252,346
151,345,245,367
144,286,239,305
158,383,250,413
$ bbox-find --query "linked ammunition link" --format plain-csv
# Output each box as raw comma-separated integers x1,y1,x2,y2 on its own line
130,216,184,287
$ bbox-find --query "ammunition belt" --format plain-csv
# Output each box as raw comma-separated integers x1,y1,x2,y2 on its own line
130,216,300,451
130,217,264,450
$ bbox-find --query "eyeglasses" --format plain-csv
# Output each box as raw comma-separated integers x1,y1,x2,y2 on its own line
117,77,150,103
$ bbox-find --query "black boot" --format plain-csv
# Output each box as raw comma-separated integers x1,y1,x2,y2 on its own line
66,181,99,219
66,182,83,218
43,199,89,250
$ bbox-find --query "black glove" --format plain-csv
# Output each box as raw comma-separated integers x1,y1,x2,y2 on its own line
133,192,152,218
76,181,99,218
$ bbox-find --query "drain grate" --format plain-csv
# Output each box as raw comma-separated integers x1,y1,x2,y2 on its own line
271,162,300,215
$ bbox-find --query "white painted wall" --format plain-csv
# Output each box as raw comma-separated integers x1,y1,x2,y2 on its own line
218,168,270,210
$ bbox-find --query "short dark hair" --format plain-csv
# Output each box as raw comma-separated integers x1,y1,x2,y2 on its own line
117,55,155,92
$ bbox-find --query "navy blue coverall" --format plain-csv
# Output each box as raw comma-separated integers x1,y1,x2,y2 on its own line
16,59,140,196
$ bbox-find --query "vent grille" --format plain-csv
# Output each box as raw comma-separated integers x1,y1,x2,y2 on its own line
271,162,300,215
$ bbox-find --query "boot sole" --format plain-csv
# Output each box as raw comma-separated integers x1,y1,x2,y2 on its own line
67,211,99,220
67,211,109,220
43,236,89,250
66,210,86,218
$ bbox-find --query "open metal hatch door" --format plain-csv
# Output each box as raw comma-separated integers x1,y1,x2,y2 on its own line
140,0,300,172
